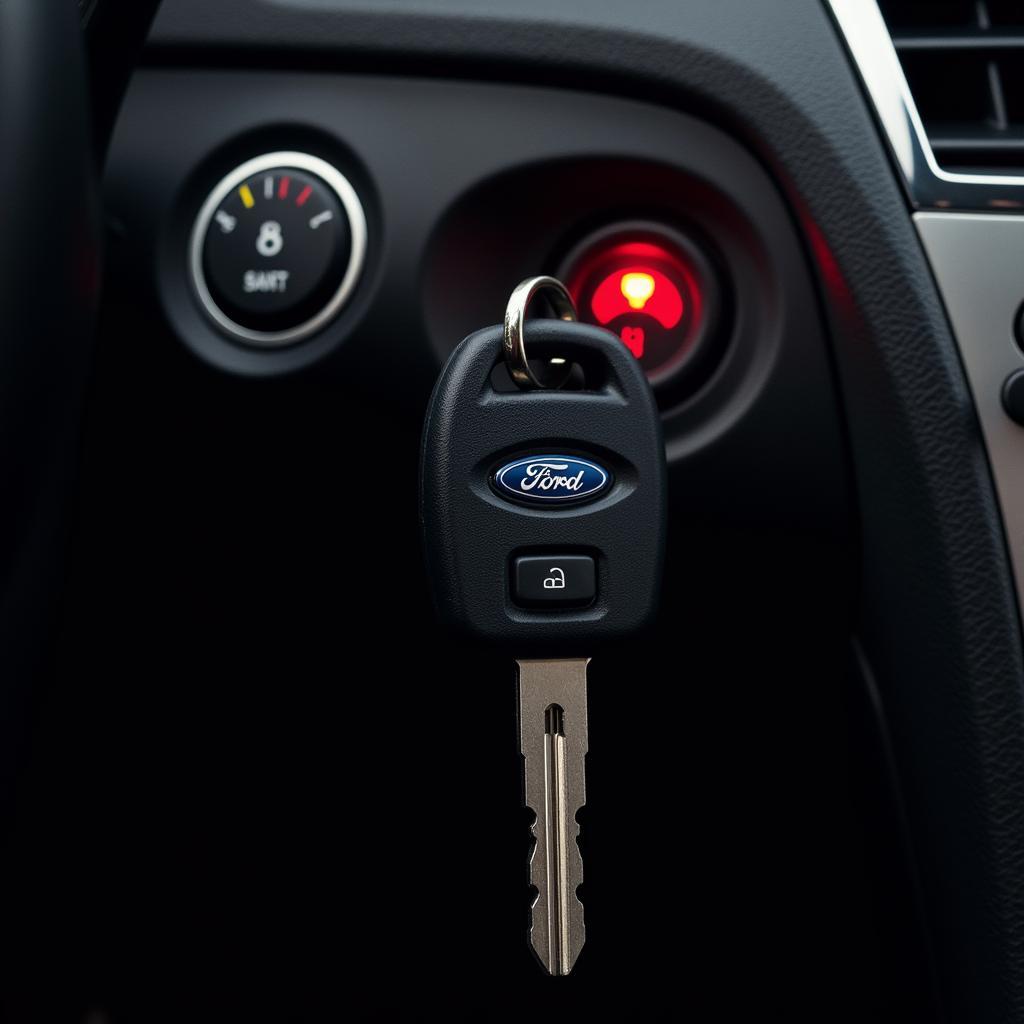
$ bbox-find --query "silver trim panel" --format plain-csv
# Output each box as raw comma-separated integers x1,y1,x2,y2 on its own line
915,213,1024,607
827,0,1024,211
188,151,368,347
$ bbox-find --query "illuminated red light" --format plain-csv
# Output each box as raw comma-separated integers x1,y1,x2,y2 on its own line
562,231,710,387
591,266,684,329
621,272,655,308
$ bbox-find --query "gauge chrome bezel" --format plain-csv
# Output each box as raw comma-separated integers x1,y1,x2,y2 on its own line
188,150,368,347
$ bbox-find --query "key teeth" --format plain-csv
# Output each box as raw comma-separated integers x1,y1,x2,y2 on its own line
525,798,586,977
517,658,589,978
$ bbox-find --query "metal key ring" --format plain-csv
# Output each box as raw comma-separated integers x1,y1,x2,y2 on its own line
503,276,578,390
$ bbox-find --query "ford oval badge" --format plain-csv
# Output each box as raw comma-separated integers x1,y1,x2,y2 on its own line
493,454,612,506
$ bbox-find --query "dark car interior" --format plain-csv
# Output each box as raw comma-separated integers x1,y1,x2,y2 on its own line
4,0,1024,1019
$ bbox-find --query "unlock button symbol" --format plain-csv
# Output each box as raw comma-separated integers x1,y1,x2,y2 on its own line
512,554,595,607
543,567,567,590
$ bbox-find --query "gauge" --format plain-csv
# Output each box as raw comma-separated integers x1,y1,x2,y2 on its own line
189,151,367,347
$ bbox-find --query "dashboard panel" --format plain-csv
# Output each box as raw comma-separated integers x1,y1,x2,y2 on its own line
5,0,1024,1019
106,71,848,535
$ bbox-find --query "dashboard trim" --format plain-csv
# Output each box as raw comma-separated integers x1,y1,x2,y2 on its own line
829,0,1024,629
915,213,1024,624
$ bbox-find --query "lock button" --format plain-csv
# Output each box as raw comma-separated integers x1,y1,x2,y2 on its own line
512,555,596,608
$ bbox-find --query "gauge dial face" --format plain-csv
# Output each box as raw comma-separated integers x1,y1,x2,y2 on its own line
190,152,366,347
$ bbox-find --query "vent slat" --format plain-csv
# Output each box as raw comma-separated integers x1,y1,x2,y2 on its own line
931,130,1024,152
894,31,1024,51
931,129,1024,169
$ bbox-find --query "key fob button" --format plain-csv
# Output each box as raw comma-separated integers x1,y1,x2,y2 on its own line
513,555,596,607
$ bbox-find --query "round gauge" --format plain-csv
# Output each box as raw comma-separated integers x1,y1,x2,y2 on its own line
189,151,367,347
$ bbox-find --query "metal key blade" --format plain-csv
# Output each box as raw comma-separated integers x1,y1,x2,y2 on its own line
517,657,589,976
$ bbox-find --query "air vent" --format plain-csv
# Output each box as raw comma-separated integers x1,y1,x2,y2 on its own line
878,0,1024,172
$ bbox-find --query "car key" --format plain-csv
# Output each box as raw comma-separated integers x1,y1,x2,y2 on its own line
420,277,666,975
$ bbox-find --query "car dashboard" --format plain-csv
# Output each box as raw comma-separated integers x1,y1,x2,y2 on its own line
5,1,1024,1020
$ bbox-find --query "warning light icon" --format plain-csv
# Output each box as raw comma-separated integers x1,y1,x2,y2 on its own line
562,228,714,389
590,266,684,330
621,272,656,310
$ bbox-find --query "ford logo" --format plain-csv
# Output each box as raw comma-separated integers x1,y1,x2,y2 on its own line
493,454,612,506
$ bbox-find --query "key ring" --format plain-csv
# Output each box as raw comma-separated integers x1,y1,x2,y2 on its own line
503,276,578,390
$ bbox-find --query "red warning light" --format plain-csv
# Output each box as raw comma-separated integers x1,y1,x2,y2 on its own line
621,272,655,309
590,266,684,329
563,232,708,387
